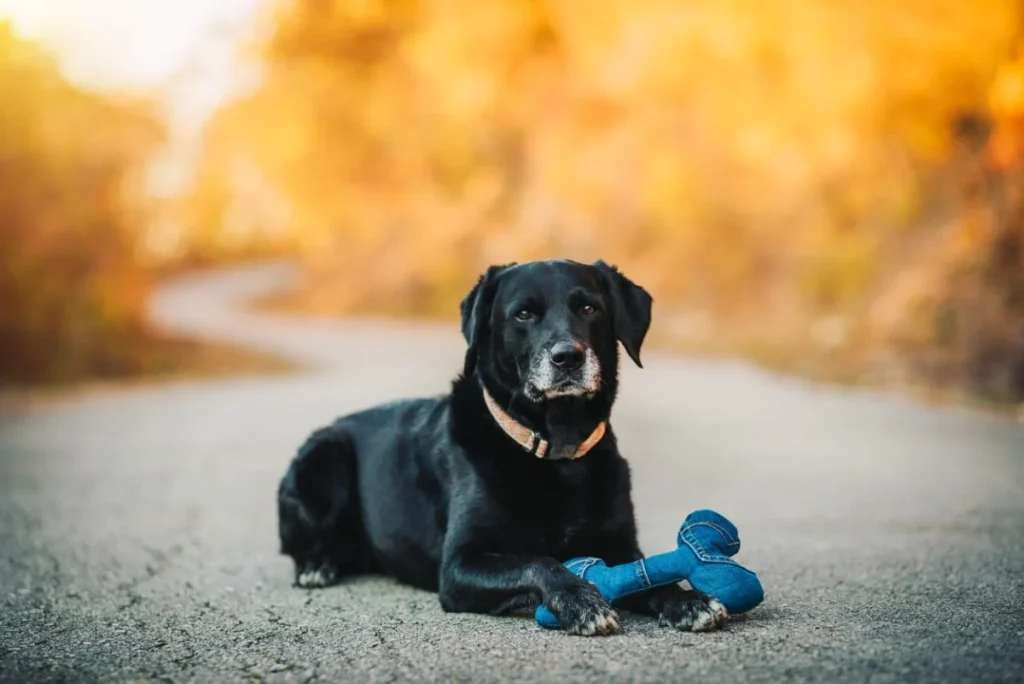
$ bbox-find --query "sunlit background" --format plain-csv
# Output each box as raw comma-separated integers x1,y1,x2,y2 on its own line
2,0,1023,404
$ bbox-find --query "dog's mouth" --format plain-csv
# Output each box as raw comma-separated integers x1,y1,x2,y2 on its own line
540,381,594,400
523,348,602,402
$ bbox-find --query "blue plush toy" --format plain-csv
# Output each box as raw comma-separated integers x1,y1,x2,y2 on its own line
535,509,764,630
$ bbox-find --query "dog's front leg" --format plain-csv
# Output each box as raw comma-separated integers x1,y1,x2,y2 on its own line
439,550,621,636
598,534,728,632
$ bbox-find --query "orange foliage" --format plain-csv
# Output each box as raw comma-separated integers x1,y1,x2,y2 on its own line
876,46,1024,401
186,0,1024,399
0,23,165,384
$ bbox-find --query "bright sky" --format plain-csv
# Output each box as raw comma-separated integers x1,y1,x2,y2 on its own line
0,0,267,195
0,0,263,123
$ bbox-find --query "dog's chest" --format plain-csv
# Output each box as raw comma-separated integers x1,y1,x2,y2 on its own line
523,493,601,555
499,461,616,556
557,520,585,549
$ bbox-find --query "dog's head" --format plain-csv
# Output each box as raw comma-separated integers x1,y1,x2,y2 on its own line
459,259,652,408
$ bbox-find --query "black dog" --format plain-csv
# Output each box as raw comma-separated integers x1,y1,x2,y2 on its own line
276,259,727,635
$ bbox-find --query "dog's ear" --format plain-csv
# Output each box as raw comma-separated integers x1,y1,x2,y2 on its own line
594,260,653,368
460,263,514,375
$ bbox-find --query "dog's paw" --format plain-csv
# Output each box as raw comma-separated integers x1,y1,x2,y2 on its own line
658,593,728,632
295,562,338,589
547,583,621,636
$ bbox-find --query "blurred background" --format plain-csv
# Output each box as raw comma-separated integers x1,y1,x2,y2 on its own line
2,0,1023,404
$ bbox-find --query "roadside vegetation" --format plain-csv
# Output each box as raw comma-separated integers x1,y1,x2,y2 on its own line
4,2,1023,406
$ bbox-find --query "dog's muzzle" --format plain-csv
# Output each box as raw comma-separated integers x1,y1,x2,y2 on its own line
525,342,602,401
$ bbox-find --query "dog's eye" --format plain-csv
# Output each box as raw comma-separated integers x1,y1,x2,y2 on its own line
580,304,597,316
514,309,534,322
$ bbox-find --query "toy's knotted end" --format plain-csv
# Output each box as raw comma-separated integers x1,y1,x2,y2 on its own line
679,509,741,556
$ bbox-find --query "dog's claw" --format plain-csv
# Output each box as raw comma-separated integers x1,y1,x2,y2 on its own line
658,594,728,632
548,583,622,636
295,563,337,588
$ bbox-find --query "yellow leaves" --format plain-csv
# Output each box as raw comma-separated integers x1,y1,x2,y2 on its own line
0,24,164,383
798,230,882,311
640,150,698,234
187,0,1024,376
986,46,1024,169
401,0,548,129
990,51,1024,121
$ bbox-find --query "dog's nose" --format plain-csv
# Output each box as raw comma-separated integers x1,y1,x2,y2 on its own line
550,341,585,370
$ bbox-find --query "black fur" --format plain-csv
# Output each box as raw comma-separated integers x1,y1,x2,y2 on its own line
276,258,726,635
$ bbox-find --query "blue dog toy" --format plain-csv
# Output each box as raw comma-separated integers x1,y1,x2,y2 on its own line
535,509,764,629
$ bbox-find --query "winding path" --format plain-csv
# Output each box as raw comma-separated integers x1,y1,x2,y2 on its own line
1,262,1022,683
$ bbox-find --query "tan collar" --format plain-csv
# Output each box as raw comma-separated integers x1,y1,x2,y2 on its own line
481,386,607,459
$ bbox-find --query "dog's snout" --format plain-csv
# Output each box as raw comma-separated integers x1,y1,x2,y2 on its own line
550,341,585,370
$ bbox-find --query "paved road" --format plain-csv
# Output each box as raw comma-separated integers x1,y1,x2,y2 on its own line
2,262,1023,684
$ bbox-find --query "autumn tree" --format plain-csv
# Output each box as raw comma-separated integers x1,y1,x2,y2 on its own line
0,23,164,384
189,0,1024,399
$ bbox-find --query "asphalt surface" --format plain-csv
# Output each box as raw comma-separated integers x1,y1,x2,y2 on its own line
2,262,1023,684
